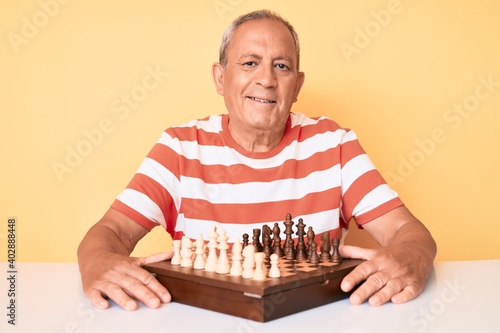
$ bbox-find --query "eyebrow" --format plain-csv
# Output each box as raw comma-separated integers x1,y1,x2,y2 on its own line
238,53,294,64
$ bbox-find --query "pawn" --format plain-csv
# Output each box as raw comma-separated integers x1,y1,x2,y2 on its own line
171,239,181,265
308,241,319,265
252,252,267,281
229,240,243,276
268,253,281,278
193,234,206,270
242,233,249,248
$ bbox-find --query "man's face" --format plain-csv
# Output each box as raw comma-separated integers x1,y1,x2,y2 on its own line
213,19,305,136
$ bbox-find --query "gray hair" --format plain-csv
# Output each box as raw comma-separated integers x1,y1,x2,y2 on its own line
219,10,300,69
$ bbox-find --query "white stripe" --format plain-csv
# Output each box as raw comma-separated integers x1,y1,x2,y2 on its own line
352,184,398,217
137,158,181,211
116,189,167,228
341,154,376,193
181,165,341,203
177,209,341,241
158,128,355,169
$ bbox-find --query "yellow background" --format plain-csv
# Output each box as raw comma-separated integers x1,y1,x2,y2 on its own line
1,0,499,262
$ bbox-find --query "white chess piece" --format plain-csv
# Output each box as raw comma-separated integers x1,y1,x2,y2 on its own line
241,245,255,279
180,236,193,267
171,239,181,265
229,240,243,276
216,230,230,274
268,253,281,278
193,234,206,270
205,225,218,272
252,252,267,281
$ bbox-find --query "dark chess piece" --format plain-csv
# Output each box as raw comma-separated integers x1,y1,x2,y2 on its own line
320,232,332,262
272,222,284,257
242,233,249,248
331,238,343,264
262,225,272,261
284,214,295,260
295,218,307,261
306,226,315,259
253,228,263,252
308,241,319,264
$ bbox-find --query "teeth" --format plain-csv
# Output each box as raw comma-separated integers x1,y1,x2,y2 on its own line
249,97,275,103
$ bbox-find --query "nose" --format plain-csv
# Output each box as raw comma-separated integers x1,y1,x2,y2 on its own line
255,64,277,88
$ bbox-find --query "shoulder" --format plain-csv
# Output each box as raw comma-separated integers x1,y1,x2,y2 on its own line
165,115,223,138
290,112,348,132
290,113,355,145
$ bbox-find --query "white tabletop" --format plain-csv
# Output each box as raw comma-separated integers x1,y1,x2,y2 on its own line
1,260,499,333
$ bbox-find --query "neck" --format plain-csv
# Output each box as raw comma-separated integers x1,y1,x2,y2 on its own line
227,122,286,153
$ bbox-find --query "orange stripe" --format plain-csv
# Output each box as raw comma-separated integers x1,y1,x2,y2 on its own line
355,198,404,225
111,200,159,231
179,148,342,184
341,169,387,221
125,173,178,235
181,187,341,224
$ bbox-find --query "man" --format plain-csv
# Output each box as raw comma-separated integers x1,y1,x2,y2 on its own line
78,10,436,311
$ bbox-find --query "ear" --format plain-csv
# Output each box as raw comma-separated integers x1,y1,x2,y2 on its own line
292,71,305,103
212,62,225,96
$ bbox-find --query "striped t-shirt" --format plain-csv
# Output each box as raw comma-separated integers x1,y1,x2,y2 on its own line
111,112,403,242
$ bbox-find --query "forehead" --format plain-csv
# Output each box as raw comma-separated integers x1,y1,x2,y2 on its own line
228,19,297,62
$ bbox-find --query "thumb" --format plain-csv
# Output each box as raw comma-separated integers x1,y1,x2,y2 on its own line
139,251,174,266
339,245,377,261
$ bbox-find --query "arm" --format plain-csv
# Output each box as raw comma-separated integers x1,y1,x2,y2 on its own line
77,208,173,310
340,205,437,306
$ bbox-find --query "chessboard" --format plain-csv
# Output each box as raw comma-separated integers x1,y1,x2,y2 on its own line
144,214,364,322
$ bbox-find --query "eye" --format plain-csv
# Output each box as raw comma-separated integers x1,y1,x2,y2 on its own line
243,61,256,67
276,63,290,70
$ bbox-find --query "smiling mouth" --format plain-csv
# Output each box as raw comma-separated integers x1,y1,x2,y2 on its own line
247,96,277,104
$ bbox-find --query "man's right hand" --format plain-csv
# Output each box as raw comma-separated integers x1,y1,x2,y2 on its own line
78,208,173,310
82,251,173,310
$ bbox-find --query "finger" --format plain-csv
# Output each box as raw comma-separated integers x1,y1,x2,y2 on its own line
122,263,171,306
339,245,376,260
140,251,174,266
86,288,110,310
391,283,421,304
348,271,391,306
341,259,378,293
367,277,405,306
102,282,140,311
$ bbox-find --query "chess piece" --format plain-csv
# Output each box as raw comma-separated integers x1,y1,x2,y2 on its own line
306,226,315,259
320,232,332,262
216,230,230,274
229,240,243,276
171,239,181,265
268,253,281,278
252,252,267,281
331,238,343,264
262,225,272,262
180,236,193,267
272,222,284,257
252,228,263,252
193,234,206,270
205,225,219,272
242,245,255,279
295,218,307,261
242,233,249,248
284,213,295,260
308,241,319,264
